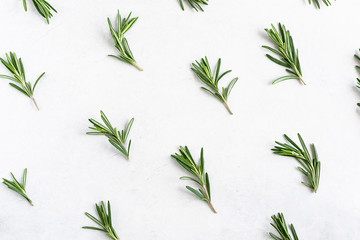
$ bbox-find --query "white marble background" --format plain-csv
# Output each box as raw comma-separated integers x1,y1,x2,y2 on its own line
0,0,360,239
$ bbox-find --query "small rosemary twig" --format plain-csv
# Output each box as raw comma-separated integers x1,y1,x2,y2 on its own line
308,0,333,9
171,146,216,213
355,49,360,107
263,23,304,85
272,133,321,193
0,52,45,110
83,201,120,240
22,0,57,23
107,11,142,71
269,213,299,240
2,168,33,206
191,57,238,115
87,111,134,160
179,0,208,11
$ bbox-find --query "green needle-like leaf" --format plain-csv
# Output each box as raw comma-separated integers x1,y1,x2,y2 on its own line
2,168,33,206
108,10,142,71
269,213,299,240
179,0,208,11
83,201,120,240
263,23,305,85
0,52,45,110
272,133,321,193
308,0,333,9
22,0,57,23
355,49,360,107
191,57,238,115
171,146,217,213
87,111,134,160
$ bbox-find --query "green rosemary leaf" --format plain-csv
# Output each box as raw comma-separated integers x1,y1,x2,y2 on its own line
83,201,120,240
355,49,360,107
263,23,305,85
179,0,208,11
0,52,44,110
2,168,33,206
87,111,134,160
23,0,28,11
33,72,46,92
22,0,57,23
308,0,333,9
191,57,238,115
269,213,299,240
272,133,320,193
171,146,217,213
108,11,142,71
186,186,205,200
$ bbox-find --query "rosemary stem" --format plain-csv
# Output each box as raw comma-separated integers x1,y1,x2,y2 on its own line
299,76,306,85
132,62,143,71
31,96,39,111
218,92,233,115
202,185,217,213
223,101,233,115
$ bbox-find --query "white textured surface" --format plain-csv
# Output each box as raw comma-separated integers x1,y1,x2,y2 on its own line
0,0,360,239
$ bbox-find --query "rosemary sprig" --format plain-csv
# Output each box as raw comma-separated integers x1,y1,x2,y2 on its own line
2,168,33,206
263,23,305,85
191,57,238,115
171,146,216,213
269,213,299,240
0,52,45,110
272,133,320,193
83,201,120,240
87,111,134,160
108,11,142,71
179,0,208,11
22,0,57,24
355,49,360,107
309,0,333,9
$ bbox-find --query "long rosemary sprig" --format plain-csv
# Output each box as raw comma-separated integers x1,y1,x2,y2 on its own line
272,133,320,193
83,201,120,240
355,49,360,107
179,0,208,11
171,146,216,213
269,213,299,240
22,0,57,24
108,11,142,71
263,23,305,85
309,0,333,9
87,111,134,160
0,52,45,110
2,168,33,206
191,57,238,115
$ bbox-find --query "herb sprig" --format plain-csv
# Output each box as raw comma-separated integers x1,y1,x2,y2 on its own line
355,49,360,107
171,146,216,213
269,213,299,240
179,0,208,11
83,201,120,240
22,0,57,24
191,57,238,115
309,0,333,9
2,168,33,206
263,23,305,85
87,111,134,160
272,133,320,193
108,11,142,71
0,52,45,110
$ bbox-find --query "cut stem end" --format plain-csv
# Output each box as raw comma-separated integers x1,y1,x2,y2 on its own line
132,62,143,71
31,97,39,111
208,201,217,213
223,101,233,115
